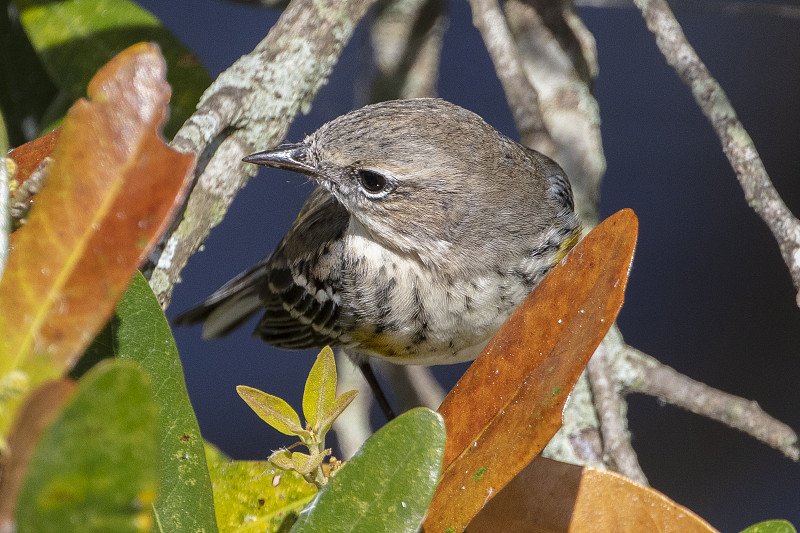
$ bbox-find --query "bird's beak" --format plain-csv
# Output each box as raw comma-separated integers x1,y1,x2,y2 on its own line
242,143,316,175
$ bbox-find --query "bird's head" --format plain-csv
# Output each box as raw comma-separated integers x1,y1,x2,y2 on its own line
244,99,567,269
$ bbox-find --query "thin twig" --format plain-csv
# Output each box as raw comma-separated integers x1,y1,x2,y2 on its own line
577,0,800,21
587,338,649,484
634,0,800,307
619,345,800,462
466,0,554,153
147,0,376,308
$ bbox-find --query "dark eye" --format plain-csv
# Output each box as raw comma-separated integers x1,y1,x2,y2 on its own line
358,170,389,195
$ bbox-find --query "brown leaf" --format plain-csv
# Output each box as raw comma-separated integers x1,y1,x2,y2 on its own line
0,379,77,528
7,128,62,187
423,209,638,533
466,456,717,532
0,43,195,402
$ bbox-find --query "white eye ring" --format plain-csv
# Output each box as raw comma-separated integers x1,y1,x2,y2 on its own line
358,169,393,198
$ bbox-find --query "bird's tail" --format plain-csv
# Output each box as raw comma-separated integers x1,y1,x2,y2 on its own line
172,265,266,339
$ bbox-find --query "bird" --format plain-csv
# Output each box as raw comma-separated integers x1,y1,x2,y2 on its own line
174,98,581,419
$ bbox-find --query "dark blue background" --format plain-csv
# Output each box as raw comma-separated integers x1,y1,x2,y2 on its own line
137,1,800,530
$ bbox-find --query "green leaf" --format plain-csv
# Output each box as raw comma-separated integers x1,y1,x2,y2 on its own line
77,272,218,532
302,346,337,431
269,449,295,471
290,407,446,533
316,389,358,437
14,0,210,137
205,442,317,533
740,520,797,533
237,385,308,437
290,451,326,476
15,360,158,533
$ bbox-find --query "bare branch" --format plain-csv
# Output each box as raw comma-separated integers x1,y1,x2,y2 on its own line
147,0,376,308
381,362,446,411
587,338,649,484
634,0,800,307
619,345,800,462
366,0,447,102
577,0,800,21
543,372,606,468
490,0,611,470
332,349,374,458
467,0,554,154
505,0,606,226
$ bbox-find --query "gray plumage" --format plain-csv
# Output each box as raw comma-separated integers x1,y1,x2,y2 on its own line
174,98,580,365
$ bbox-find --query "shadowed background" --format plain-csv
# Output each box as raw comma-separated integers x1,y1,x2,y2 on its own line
136,1,800,530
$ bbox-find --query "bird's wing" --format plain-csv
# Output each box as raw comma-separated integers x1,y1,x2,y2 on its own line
173,187,351,350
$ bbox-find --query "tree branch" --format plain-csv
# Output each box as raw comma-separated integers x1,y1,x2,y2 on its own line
468,0,617,473
505,0,606,226
619,345,800,462
147,0,376,308
587,337,649,484
365,0,447,103
332,349,375,458
634,0,800,307
576,0,800,21
466,0,554,154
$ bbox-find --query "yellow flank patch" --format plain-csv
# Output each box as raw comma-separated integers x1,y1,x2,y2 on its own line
348,329,410,361
554,229,581,263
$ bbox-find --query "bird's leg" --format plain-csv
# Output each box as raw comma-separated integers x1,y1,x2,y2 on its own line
358,361,396,420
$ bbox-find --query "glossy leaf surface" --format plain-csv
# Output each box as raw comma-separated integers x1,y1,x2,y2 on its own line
80,272,217,532
291,408,446,533
14,361,158,533
0,379,76,524
468,456,718,533
740,521,797,533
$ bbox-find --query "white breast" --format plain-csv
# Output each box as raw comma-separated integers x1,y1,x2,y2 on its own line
337,229,542,365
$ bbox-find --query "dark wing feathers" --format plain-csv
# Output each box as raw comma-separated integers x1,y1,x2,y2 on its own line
173,187,350,350
254,268,343,350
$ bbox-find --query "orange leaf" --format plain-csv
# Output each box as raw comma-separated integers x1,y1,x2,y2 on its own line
7,128,62,187
423,209,638,533
467,456,717,532
0,42,195,383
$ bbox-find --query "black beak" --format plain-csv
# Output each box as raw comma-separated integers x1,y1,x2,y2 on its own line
242,143,316,175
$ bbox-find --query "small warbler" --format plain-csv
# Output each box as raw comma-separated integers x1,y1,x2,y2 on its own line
175,98,580,418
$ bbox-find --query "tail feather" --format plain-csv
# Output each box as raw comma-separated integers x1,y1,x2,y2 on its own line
172,264,266,339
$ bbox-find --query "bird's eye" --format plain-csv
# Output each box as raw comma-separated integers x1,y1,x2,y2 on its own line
358,170,389,195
